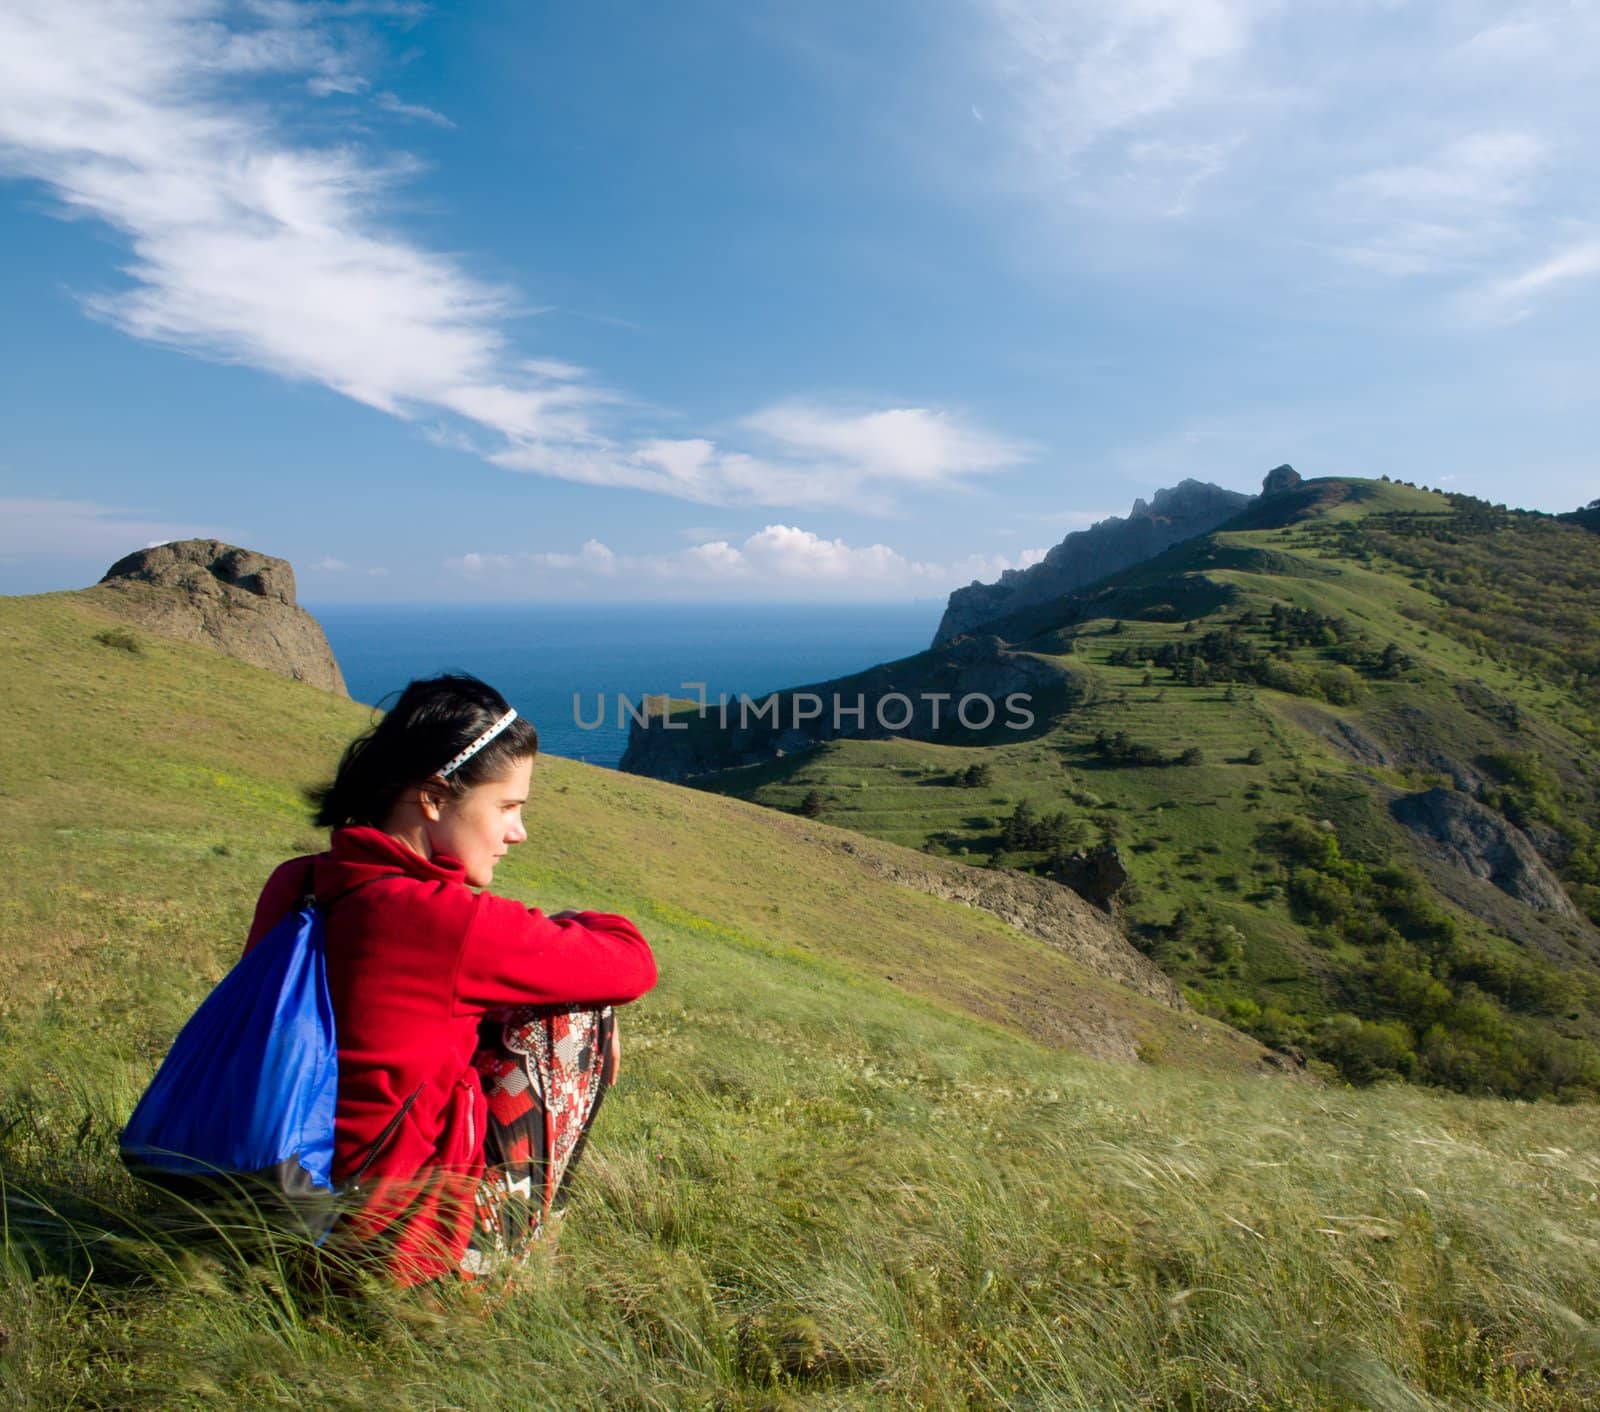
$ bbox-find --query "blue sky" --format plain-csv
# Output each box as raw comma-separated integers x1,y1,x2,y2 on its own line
1,0,1596,602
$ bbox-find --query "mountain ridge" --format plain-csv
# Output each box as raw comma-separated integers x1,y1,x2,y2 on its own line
931,471,1274,645
622,471,1600,1101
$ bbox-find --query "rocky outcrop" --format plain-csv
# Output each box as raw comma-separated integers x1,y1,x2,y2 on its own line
86,540,347,695
1048,842,1132,916
1390,788,1579,917
1261,463,1303,496
933,477,1253,646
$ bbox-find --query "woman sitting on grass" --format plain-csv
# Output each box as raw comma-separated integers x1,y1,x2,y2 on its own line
245,673,657,1286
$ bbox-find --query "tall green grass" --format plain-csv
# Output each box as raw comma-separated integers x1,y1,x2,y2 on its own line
2,590,1597,1408
7,981,1599,1407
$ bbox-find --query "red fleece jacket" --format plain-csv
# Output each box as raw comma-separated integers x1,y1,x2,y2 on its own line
245,825,656,1282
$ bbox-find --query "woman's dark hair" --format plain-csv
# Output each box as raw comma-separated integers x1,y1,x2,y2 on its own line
308,673,539,829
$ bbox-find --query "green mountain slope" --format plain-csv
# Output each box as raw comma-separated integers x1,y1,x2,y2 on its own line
0,590,1257,1075
627,478,1600,1103
3,588,1599,1407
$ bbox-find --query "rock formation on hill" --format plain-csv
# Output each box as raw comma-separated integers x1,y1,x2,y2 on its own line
1392,787,1580,918
932,476,1256,646
1260,463,1303,496
86,540,347,695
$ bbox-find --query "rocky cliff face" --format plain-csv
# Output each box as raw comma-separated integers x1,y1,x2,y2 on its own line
1260,463,1303,496
85,540,347,695
1391,787,1580,918
932,476,1255,646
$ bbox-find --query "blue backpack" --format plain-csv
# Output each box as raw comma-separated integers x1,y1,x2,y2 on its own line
121,872,410,1240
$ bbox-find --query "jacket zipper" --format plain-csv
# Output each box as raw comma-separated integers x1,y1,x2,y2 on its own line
346,1082,424,1189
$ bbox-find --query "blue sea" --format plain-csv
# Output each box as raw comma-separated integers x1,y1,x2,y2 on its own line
308,602,940,768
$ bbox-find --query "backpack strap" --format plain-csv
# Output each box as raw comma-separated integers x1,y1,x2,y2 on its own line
299,862,397,912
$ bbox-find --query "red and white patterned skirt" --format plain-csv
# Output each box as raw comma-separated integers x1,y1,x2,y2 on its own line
461,1004,617,1278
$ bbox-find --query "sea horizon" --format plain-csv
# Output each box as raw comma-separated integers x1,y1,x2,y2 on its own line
308,599,943,769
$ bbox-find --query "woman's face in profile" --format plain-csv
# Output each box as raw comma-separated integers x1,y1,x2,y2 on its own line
428,755,533,887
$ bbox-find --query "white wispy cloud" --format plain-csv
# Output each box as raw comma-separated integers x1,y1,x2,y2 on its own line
373,92,454,128
1331,131,1547,278
1468,238,1600,323
1342,132,1545,211
963,0,1600,316
986,0,1255,160
491,402,1026,510
0,498,239,566
973,0,1265,216
0,3,590,420
0,0,1028,511
742,403,1026,485
446,528,1048,599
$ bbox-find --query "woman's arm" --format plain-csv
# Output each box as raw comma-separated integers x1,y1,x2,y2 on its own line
452,892,658,1014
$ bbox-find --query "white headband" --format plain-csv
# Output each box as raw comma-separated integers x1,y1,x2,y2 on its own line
437,707,518,778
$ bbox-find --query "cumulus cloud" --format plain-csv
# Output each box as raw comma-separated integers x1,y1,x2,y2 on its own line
445,527,1049,599
0,0,1028,511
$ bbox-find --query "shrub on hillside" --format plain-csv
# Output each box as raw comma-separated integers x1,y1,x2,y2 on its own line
1247,814,1600,1098
1316,1014,1417,1084
93,627,141,653
1000,800,1086,855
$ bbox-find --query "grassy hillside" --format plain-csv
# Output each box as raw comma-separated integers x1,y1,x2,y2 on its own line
2,590,1599,1408
674,480,1600,1105
0,592,1247,1074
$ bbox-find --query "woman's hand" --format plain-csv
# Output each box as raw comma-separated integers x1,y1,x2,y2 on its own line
547,909,624,1079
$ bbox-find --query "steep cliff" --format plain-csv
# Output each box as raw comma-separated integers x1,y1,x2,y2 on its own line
932,476,1255,646
83,539,347,695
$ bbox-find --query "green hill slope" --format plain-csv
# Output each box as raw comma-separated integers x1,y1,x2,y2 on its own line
3,587,1599,1408
628,478,1600,1104
0,590,1255,1075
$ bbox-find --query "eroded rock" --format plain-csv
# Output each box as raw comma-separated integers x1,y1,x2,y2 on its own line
932,478,1254,646
1391,787,1578,917
89,539,347,695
